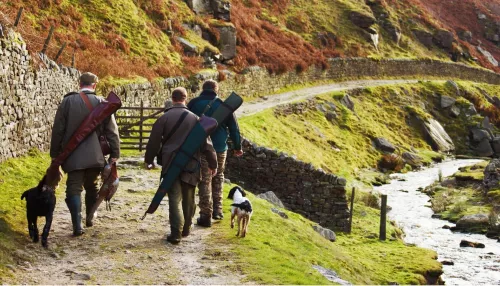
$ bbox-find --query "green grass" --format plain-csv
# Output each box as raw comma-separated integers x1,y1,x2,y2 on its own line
210,184,442,284
0,149,53,278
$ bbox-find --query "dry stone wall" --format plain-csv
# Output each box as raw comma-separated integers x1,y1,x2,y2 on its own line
0,28,79,162
225,139,350,232
108,58,500,110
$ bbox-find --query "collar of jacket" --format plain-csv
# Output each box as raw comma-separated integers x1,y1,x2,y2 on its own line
199,90,218,100
64,90,96,98
165,103,188,112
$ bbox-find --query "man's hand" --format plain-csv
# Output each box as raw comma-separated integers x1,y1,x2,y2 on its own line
209,168,217,177
233,149,244,157
144,162,155,170
109,157,118,164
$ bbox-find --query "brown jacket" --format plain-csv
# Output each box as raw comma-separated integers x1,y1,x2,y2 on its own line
144,103,217,186
50,90,120,173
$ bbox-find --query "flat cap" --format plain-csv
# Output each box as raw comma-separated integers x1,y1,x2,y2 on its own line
80,72,99,85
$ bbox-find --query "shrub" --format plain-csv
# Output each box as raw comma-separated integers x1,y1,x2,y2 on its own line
378,154,405,172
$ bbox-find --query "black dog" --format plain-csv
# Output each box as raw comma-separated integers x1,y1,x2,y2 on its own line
21,176,56,248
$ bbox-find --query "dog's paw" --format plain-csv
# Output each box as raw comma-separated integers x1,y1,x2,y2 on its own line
41,239,48,248
33,236,39,243
230,223,234,229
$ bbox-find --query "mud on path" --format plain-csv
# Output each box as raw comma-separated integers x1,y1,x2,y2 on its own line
6,157,246,285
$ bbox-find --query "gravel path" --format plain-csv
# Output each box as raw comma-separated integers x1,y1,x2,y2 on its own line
236,79,427,117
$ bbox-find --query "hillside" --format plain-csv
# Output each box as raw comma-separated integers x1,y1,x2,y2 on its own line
1,0,499,81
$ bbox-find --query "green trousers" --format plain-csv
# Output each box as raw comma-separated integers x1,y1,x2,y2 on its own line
167,178,196,237
66,168,101,216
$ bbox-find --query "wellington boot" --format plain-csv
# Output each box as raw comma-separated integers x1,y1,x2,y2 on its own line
66,196,85,236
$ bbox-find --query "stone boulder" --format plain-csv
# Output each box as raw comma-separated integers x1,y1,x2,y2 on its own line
455,214,490,233
446,80,460,95
450,105,461,117
483,159,500,190
340,94,355,111
257,191,285,208
434,29,455,49
349,10,376,29
185,0,212,14
402,152,423,167
214,25,236,60
373,137,396,153
470,128,492,143
176,37,198,55
477,46,499,67
491,137,500,154
440,95,456,109
312,225,336,242
413,29,433,49
457,29,473,42
459,240,485,248
212,0,231,21
474,138,494,157
271,207,288,219
422,119,455,152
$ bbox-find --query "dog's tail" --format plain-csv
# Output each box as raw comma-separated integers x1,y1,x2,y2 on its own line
231,201,253,213
21,191,29,200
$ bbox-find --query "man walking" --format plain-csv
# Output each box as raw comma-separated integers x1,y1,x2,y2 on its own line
188,80,243,227
50,72,120,236
144,87,217,243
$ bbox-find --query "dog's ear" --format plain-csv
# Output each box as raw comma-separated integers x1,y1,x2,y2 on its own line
228,187,236,199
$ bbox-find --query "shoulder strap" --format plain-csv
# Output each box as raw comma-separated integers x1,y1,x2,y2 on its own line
80,92,94,111
202,97,219,115
162,111,189,145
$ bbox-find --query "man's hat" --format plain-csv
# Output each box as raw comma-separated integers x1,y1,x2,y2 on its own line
80,72,99,85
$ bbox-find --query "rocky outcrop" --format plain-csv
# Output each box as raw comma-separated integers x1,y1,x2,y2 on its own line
422,119,455,152
459,240,485,248
440,95,456,109
185,0,212,15
349,10,376,29
212,0,231,21
373,138,396,153
457,29,473,42
413,29,434,49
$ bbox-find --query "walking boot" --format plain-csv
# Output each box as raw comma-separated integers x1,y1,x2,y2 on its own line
167,231,182,244
66,195,85,236
182,223,193,237
196,214,212,227
85,194,97,227
212,212,224,220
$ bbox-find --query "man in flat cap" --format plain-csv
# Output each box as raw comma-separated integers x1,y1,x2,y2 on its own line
50,72,120,236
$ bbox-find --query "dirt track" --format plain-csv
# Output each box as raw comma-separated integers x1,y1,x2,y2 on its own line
6,158,245,284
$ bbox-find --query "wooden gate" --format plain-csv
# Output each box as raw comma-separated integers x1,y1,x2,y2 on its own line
116,101,164,151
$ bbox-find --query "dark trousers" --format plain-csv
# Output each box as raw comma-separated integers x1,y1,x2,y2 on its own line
168,178,196,236
66,168,101,215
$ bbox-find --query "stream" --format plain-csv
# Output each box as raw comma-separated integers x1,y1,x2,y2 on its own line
373,159,500,285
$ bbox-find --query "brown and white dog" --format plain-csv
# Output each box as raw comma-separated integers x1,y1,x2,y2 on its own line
228,186,253,238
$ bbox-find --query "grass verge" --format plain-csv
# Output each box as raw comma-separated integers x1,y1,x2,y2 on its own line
209,184,442,284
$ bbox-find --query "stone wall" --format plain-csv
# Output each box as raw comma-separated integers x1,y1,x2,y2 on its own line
108,58,500,109
225,139,350,232
0,28,79,162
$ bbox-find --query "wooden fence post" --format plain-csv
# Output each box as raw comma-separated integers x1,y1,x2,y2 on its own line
54,42,67,62
41,25,55,55
348,187,355,234
14,7,24,27
379,194,387,241
139,100,144,152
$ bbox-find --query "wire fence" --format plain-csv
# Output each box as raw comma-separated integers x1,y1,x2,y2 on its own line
0,9,76,67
